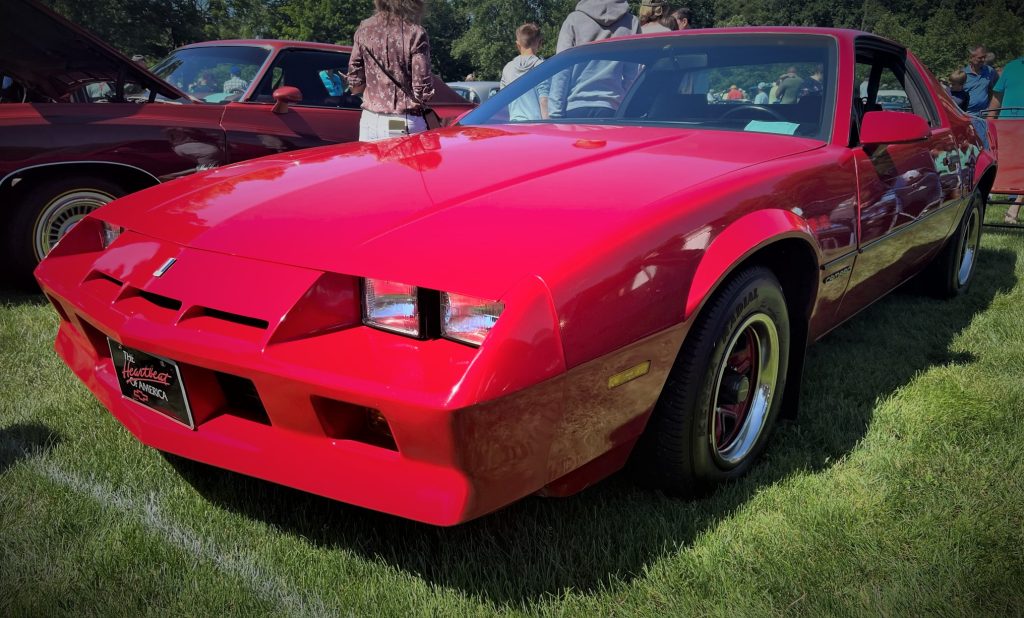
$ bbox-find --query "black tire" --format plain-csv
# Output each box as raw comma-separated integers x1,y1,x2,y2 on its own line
924,191,984,299
636,266,791,495
4,176,124,287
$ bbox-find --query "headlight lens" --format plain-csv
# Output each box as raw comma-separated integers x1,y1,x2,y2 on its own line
441,292,504,346
100,221,123,249
362,279,420,337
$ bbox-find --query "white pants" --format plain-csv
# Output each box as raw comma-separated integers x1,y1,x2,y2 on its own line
359,109,427,142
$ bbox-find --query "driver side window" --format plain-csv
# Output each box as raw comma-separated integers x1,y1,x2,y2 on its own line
251,49,361,109
852,51,937,144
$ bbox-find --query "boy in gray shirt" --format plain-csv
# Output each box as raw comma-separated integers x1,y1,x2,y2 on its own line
500,23,549,121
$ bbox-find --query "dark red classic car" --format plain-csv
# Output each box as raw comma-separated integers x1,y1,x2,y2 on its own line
36,28,996,525
0,0,472,285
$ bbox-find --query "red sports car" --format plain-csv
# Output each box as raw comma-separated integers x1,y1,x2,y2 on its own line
0,0,471,285
35,28,996,525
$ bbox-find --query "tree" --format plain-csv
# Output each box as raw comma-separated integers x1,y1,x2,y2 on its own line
42,0,207,59
278,0,372,44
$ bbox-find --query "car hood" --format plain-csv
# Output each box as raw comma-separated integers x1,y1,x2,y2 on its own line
100,124,822,297
0,0,187,101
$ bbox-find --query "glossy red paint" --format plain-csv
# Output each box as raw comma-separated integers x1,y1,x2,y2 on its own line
35,28,994,524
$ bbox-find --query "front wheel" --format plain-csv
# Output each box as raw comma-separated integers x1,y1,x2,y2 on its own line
4,176,124,286
636,266,791,495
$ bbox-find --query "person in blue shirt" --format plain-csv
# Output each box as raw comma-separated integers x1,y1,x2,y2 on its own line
964,45,998,113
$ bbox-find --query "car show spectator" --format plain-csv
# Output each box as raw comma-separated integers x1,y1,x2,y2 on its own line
754,82,769,104
500,22,549,121
964,44,998,113
549,0,640,118
990,55,1024,118
989,54,1024,223
775,66,803,104
555,0,640,53
670,6,692,30
639,0,675,33
800,63,824,97
347,0,435,142
222,65,248,94
949,69,970,111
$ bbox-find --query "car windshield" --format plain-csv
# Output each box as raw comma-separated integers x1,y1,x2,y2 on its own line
461,33,837,141
150,46,269,103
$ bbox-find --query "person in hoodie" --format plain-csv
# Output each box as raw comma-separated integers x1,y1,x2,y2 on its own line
500,23,549,121
549,0,641,118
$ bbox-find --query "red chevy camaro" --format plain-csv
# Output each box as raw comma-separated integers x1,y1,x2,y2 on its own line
35,28,996,525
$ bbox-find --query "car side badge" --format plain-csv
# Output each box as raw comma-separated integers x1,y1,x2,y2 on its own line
153,258,176,278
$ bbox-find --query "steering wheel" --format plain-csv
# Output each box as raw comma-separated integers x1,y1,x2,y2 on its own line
720,104,788,123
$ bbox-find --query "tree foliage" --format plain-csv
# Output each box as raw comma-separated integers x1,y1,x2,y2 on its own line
43,0,1024,80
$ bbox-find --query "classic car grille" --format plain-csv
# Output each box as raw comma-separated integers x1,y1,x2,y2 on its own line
185,307,269,331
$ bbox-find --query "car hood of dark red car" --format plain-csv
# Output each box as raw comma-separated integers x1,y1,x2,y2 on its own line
0,0,187,101
98,124,822,297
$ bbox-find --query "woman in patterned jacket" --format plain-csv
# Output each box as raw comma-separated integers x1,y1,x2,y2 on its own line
347,0,435,142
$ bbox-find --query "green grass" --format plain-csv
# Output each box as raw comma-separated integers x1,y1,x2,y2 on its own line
3,228,1024,616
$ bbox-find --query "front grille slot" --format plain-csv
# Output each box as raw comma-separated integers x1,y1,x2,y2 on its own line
82,271,124,301
194,307,268,330
114,287,183,322
84,270,123,288
138,291,182,311
215,373,270,425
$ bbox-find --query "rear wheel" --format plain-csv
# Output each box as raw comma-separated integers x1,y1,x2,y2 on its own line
5,176,124,286
926,191,984,298
636,266,791,494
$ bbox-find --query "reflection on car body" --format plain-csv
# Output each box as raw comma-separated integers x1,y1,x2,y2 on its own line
447,81,500,105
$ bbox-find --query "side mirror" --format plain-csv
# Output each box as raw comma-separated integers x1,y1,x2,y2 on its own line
860,110,930,146
272,86,302,114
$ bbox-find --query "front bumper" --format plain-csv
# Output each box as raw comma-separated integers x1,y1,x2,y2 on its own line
35,228,675,525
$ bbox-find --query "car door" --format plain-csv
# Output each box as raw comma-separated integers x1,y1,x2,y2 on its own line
220,48,362,162
837,42,963,320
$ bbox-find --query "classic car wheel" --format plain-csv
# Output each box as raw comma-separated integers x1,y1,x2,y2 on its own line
926,191,984,298
6,176,124,285
638,266,790,494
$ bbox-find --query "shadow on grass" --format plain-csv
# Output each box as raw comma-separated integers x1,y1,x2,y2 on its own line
0,423,62,474
0,287,47,307
159,246,1013,604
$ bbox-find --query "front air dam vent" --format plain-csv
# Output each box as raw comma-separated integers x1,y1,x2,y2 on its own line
215,373,271,425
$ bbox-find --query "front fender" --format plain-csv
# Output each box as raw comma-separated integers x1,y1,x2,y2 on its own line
685,209,819,319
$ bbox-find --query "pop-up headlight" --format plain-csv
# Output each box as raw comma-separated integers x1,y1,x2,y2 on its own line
100,221,124,249
441,292,504,347
362,279,420,337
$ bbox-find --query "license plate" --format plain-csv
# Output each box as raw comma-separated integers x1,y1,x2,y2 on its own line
108,340,194,429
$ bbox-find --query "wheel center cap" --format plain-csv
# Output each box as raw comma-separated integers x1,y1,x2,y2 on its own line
721,373,751,405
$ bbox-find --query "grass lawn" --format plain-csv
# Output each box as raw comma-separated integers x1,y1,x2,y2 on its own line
2,227,1023,616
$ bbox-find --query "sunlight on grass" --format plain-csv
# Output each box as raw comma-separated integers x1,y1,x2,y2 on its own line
2,229,1023,615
